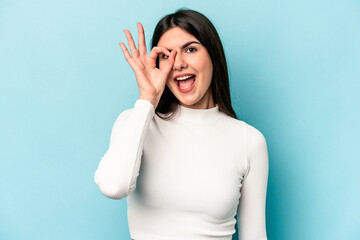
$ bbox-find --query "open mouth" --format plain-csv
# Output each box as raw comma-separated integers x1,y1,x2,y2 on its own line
174,75,196,89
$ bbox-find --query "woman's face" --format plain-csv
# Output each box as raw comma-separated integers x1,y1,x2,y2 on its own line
158,27,215,109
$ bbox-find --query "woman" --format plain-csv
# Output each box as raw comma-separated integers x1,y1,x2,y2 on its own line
94,8,269,240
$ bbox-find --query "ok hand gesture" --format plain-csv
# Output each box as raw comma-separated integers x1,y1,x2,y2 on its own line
119,22,177,109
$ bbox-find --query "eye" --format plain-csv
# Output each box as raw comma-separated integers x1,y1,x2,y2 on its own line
161,54,169,60
160,46,197,60
186,46,197,53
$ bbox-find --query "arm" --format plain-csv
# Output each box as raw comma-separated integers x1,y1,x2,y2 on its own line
237,124,269,240
94,99,155,199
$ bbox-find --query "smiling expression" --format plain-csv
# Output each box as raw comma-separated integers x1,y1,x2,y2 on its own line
158,27,215,109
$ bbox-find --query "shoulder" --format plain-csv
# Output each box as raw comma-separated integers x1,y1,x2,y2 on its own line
110,108,133,135
244,122,268,163
218,112,248,130
113,108,133,125
245,123,267,146
113,99,154,126
108,108,134,146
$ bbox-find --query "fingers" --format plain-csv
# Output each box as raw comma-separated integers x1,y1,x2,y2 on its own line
148,47,171,61
124,29,139,58
137,22,147,56
162,50,177,73
119,42,136,69
119,42,130,60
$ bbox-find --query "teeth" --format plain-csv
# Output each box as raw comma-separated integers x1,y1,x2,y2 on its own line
175,75,194,81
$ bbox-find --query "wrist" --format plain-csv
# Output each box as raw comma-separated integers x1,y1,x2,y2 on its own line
139,95,157,109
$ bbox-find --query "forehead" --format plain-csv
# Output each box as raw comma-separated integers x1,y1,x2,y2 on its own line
157,27,198,47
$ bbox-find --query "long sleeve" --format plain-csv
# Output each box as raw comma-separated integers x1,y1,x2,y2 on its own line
94,99,155,199
237,124,269,240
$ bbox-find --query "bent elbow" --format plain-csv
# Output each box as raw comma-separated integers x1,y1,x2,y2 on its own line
98,186,128,200
94,170,132,200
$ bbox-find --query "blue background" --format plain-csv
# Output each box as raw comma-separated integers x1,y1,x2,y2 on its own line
1,0,359,239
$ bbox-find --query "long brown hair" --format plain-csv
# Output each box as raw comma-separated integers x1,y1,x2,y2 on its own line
151,8,238,120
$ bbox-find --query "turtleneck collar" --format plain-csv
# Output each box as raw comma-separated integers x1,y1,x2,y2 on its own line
174,103,221,124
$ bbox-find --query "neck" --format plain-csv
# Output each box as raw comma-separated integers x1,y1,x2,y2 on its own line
174,102,220,124
178,88,215,110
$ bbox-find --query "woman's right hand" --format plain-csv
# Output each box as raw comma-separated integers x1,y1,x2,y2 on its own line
119,22,177,109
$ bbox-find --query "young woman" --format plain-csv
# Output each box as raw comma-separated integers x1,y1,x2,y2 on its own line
94,9,269,240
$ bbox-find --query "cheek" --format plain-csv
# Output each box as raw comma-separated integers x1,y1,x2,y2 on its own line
159,57,169,69
201,59,213,83
166,77,175,90
195,54,212,76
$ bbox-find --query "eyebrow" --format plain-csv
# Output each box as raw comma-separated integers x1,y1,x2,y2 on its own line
166,41,201,51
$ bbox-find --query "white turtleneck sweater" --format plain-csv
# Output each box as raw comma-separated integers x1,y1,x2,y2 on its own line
94,99,269,240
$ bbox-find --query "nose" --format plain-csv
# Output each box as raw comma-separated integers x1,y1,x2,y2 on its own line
172,52,187,70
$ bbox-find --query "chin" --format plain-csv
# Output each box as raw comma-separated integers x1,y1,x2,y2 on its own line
178,97,199,106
